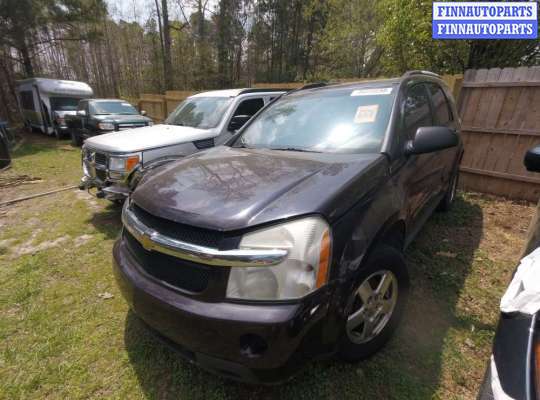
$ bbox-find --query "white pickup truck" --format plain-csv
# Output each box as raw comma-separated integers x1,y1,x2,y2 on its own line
79,88,287,202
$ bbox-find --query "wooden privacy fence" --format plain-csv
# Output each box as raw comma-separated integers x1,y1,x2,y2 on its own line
458,66,540,201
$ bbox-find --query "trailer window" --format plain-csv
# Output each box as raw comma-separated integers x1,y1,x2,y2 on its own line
20,91,35,110
50,97,80,111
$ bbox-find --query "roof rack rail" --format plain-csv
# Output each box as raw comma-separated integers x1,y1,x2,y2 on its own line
402,70,440,78
239,88,293,95
284,82,327,96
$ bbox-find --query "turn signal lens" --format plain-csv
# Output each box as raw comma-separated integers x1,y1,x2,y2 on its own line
125,155,140,172
316,230,331,288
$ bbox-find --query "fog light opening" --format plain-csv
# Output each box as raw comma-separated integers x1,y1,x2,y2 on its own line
239,334,268,358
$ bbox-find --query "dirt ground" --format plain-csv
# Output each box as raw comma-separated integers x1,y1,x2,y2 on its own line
0,131,535,400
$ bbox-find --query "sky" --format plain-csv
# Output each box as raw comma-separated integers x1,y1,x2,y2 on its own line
104,0,219,25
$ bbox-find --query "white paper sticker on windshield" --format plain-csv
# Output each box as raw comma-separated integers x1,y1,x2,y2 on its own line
121,102,131,106
351,88,393,96
354,105,378,124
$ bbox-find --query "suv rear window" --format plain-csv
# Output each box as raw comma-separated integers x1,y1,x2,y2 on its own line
234,87,396,153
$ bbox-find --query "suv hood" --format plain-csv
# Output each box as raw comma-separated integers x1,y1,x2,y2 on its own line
84,124,215,153
132,146,387,231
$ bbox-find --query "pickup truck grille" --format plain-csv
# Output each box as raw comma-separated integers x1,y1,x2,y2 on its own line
118,123,146,130
193,138,215,149
95,169,107,181
131,203,227,248
94,152,107,166
124,230,211,293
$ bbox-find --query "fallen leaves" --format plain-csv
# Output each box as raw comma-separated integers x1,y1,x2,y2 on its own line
97,292,114,300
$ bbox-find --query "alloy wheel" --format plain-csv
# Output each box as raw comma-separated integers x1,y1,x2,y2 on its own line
346,270,398,344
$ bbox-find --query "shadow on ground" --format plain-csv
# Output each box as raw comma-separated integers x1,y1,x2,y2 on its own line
87,202,123,239
11,130,74,158
123,194,484,400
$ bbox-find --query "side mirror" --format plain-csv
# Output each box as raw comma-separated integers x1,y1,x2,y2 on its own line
524,146,540,172
77,110,86,117
140,110,147,116
228,115,251,132
405,126,458,155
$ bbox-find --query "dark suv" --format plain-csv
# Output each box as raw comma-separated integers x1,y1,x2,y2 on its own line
113,71,463,383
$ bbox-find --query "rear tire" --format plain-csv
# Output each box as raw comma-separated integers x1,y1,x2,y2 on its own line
54,127,63,140
71,130,82,147
338,244,409,362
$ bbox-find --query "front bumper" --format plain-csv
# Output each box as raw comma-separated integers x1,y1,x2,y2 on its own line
112,238,339,383
81,150,132,201
79,175,130,201
477,312,537,400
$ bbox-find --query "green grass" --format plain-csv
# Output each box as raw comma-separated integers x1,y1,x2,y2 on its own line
0,132,533,399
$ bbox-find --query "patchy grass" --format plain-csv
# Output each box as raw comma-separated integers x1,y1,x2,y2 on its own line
0,132,534,400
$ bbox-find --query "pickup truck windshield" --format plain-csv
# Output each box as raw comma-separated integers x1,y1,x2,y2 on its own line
90,101,138,115
50,97,79,111
234,87,396,153
165,97,233,129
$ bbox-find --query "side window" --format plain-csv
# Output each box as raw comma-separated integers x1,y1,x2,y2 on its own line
77,101,86,112
426,83,452,126
403,83,432,139
20,91,35,110
233,97,265,118
228,97,265,132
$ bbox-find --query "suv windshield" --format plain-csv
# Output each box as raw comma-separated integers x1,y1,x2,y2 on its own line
50,97,80,111
90,101,138,115
234,86,396,153
165,97,233,129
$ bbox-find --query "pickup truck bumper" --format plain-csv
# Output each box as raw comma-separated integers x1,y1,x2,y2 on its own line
80,175,130,202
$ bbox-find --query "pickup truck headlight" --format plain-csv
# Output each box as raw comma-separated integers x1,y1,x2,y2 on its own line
98,122,115,131
109,154,141,172
226,217,331,300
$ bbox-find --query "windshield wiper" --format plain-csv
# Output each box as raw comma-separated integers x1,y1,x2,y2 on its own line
269,147,322,153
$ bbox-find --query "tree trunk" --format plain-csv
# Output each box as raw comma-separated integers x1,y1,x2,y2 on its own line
19,37,34,77
161,0,173,90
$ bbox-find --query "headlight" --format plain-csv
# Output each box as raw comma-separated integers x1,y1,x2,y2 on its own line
98,122,115,130
147,121,154,126
226,217,331,300
109,154,140,172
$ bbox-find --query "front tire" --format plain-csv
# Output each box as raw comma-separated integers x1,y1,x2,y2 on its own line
338,244,409,362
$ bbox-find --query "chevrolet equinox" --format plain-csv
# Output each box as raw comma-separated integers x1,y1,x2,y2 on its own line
113,71,463,383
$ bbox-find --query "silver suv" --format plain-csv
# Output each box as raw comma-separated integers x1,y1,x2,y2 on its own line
79,88,286,202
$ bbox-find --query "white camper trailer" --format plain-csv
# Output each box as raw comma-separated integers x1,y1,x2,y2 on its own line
16,78,93,138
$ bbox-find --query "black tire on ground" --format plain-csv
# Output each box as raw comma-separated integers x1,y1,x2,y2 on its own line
338,244,409,362
437,170,459,212
0,139,11,169
54,127,63,140
71,130,83,147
